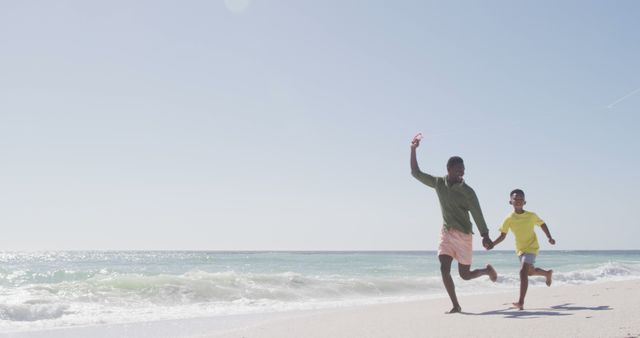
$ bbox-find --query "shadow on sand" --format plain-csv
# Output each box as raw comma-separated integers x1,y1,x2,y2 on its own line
464,303,612,319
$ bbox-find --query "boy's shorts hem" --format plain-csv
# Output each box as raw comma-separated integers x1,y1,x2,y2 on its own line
519,253,536,265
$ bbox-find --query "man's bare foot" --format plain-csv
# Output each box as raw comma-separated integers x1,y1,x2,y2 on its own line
512,302,524,310
445,305,462,314
486,264,497,282
546,270,553,287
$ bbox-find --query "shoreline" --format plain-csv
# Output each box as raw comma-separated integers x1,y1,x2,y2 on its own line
3,279,639,338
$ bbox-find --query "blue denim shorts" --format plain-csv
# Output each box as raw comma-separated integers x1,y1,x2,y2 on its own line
519,253,537,265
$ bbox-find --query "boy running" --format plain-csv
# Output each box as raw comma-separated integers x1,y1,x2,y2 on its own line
492,189,556,310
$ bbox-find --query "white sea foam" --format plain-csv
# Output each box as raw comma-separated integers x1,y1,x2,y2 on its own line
0,302,69,322
0,251,639,332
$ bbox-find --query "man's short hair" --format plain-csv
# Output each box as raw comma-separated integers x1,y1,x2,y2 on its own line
446,156,464,169
510,189,525,197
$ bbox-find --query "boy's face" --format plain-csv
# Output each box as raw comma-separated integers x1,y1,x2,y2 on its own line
447,163,465,183
510,193,526,210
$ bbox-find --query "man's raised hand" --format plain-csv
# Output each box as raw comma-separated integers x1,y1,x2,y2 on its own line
411,133,423,148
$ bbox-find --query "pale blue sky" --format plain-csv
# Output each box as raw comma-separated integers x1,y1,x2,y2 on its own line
1,1,638,250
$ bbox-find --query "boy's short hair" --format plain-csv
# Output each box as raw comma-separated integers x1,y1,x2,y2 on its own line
446,156,464,169
510,189,525,197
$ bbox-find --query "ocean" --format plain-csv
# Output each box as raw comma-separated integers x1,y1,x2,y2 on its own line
1,250,639,333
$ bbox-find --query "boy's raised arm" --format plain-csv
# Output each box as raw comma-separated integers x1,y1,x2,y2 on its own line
540,223,556,245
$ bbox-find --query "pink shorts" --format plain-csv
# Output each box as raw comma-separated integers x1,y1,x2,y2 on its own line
437,228,473,265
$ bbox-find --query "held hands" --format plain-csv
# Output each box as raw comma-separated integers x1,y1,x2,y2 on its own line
548,238,556,245
482,235,494,250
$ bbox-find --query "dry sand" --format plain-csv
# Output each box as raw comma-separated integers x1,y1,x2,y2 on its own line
203,279,640,338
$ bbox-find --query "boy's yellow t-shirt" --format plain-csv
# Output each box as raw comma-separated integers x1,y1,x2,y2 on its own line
499,211,545,256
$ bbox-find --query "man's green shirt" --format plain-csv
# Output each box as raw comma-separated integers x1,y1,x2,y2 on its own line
412,170,489,235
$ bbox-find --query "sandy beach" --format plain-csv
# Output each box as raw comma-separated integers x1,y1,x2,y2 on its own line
203,279,640,338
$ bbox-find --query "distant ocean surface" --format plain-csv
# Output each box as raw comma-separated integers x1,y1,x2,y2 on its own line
1,250,639,332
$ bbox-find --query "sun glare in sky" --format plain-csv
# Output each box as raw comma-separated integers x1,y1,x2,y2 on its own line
224,0,250,14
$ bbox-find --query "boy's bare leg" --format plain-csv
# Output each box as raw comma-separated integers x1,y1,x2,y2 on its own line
529,267,553,286
458,264,498,282
514,262,532,310
439,255,461,313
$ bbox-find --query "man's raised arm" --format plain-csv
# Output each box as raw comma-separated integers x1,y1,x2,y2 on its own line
410,135,436,187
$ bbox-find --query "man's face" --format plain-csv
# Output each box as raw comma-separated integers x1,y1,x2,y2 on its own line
447,163,465,183
510,193,526,209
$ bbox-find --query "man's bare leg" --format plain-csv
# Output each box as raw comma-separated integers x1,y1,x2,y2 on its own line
439,255,461,313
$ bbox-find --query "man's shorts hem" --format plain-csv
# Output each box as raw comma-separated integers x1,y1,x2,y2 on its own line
437,228,473,265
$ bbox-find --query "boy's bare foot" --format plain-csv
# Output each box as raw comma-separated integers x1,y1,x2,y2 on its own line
445,305,462,314
546,270,553,286
511,302,524,310
486,264,497,282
